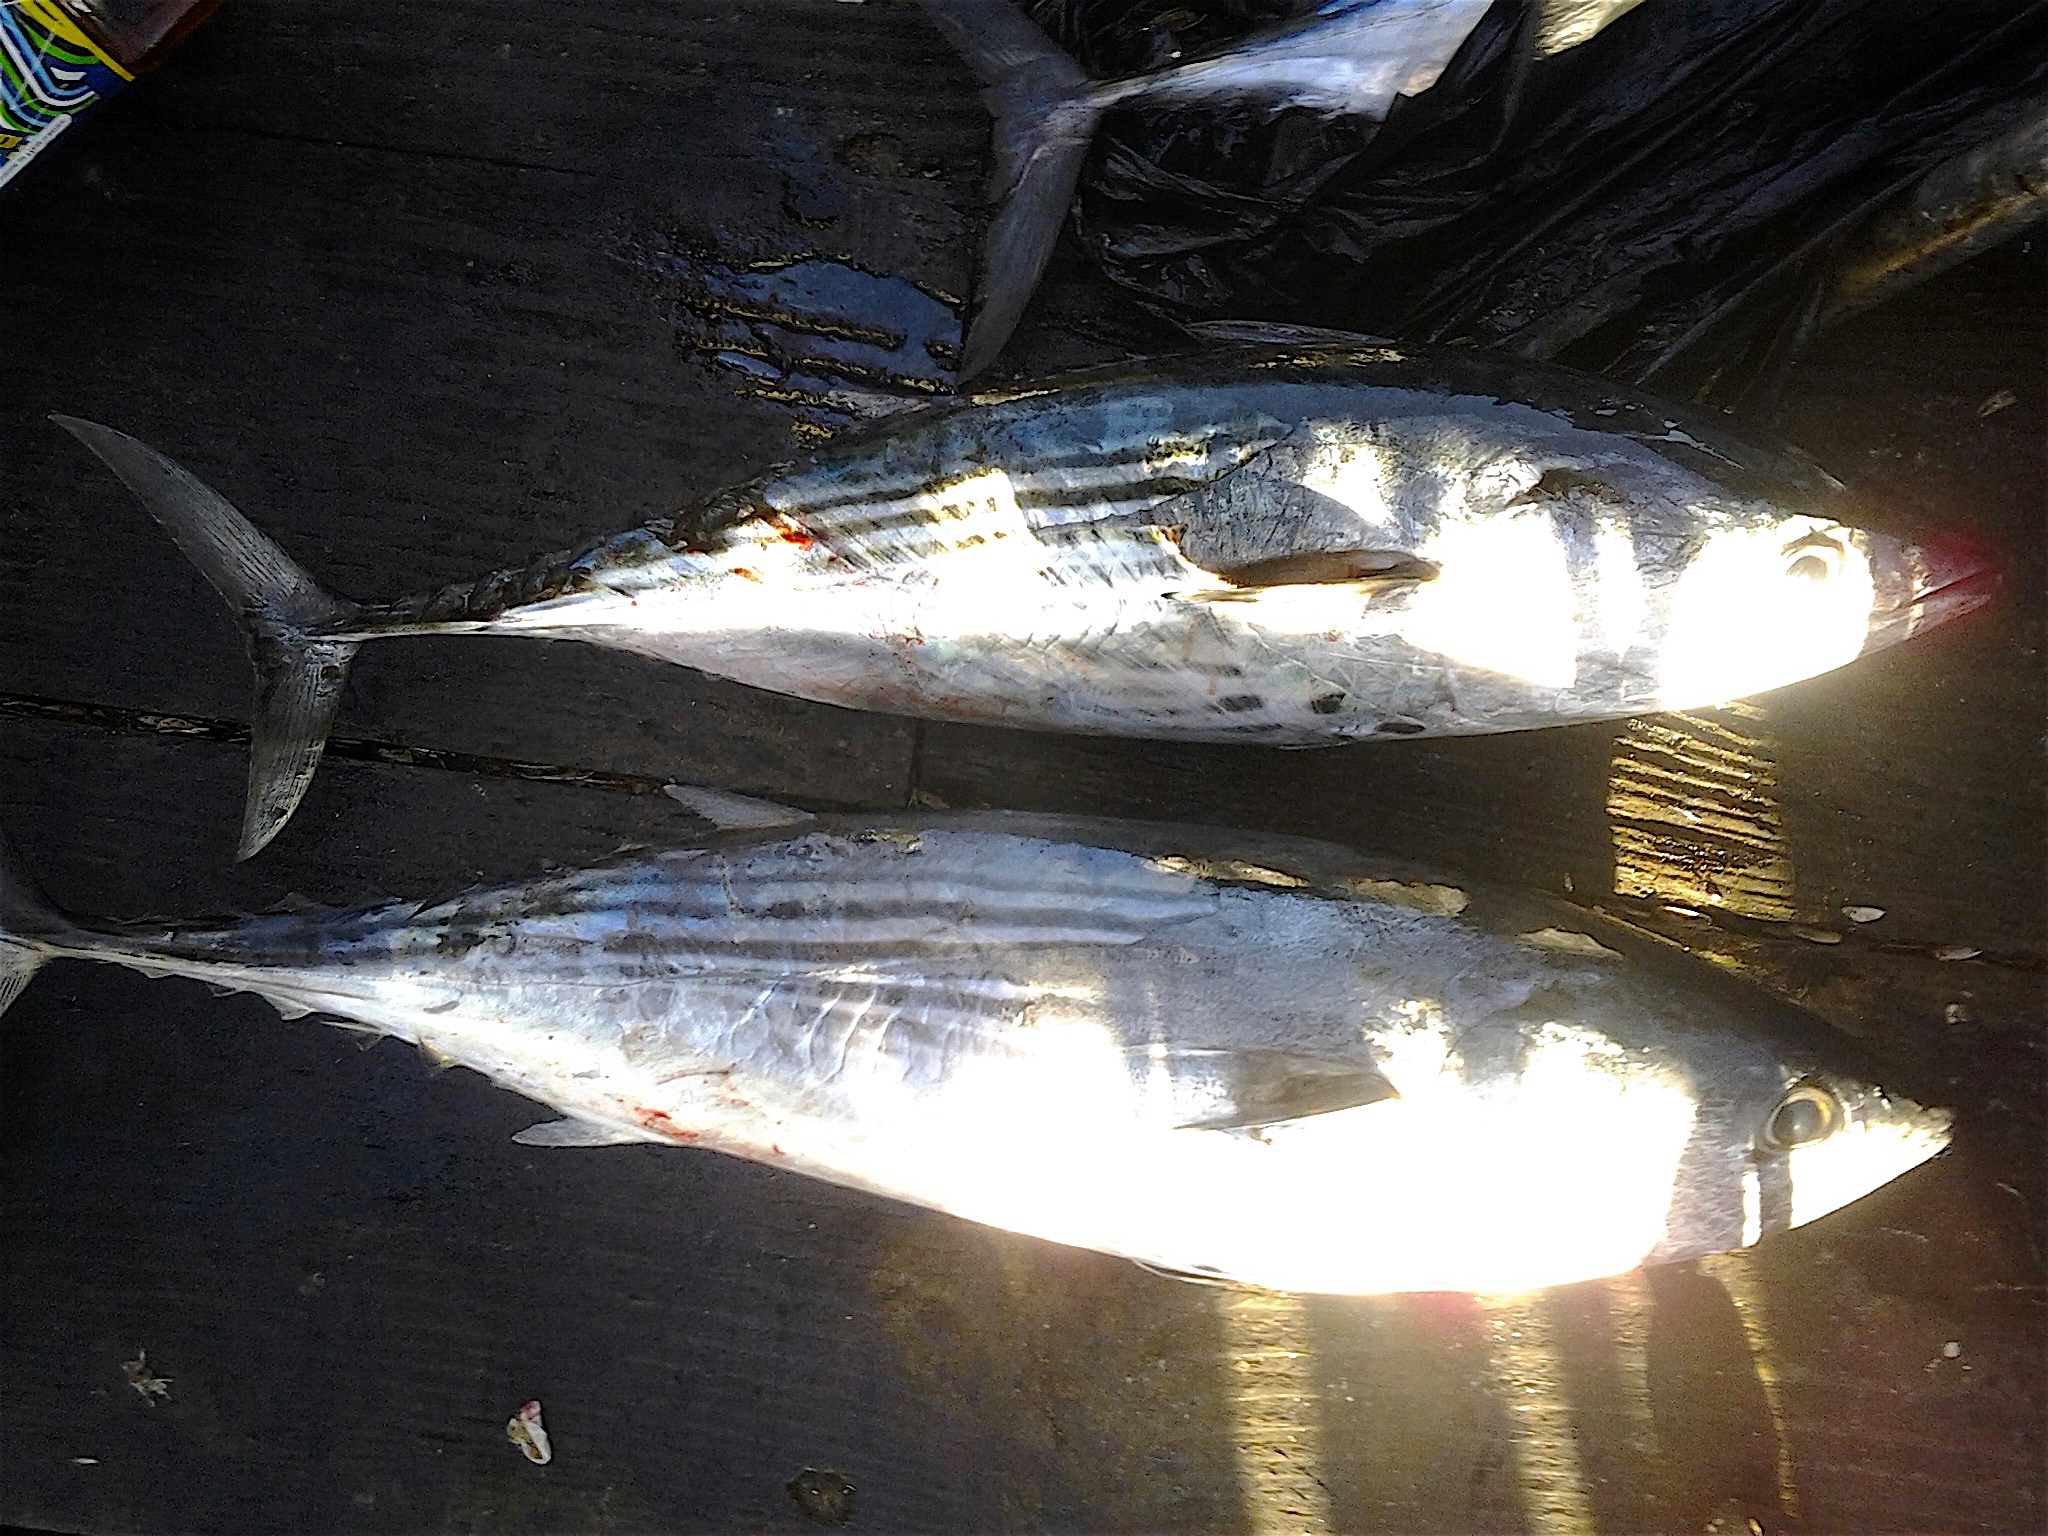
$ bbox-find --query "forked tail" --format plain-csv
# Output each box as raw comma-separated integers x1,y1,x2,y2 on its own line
52,417,364,860
0,826,72,1019
914,0,1107,378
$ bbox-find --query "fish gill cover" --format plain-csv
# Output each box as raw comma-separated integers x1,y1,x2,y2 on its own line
1036,0,2048,405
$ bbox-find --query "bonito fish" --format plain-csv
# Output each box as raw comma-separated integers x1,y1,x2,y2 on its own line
914,0,1501,376
0,804,1950,1296
55,344,1992,858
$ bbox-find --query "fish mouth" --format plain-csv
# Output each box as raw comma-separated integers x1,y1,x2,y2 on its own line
1897,1097,1956,1153
1869,530,2000,643
1785,1093,1955,1231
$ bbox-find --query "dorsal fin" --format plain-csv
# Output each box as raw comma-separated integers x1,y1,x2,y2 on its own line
661,783,815,831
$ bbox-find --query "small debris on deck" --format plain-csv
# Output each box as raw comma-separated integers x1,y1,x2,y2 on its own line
786,1466,856,1524
506,1399,552,1465
120,1352,170,1405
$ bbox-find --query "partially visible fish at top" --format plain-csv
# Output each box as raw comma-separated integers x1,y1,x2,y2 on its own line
913,0,1502,377
0,804,1954,1296
52,343,1994,857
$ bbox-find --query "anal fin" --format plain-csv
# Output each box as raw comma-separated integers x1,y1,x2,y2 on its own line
513,1117,651,1148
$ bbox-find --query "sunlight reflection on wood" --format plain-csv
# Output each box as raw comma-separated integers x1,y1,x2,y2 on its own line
1609,705,1796,921
1481,1295,1596,1536
1700,1251,1804,1526
1217,1288,1332,1536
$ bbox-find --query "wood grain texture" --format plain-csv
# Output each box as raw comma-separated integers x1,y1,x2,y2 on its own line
0,1,2040,1531
0,0,966,817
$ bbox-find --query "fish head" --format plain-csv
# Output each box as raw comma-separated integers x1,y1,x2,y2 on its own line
1651,1020,1953,1264
1650,510,1994,707
1760,1067,1955,1233
1257,985,1951,1294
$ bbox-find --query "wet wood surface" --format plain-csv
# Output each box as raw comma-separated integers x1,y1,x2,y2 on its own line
1,3,2041,1532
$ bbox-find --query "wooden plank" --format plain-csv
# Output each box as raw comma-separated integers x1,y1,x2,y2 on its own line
0,0,2040,1531
0,0,976,816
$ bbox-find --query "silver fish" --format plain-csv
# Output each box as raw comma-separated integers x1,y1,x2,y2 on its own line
914,0,1500,375
0,803,1952,1296
54,344,1992,858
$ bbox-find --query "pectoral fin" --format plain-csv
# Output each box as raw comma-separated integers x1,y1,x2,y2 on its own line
1184,1052,1400,1131
1152,450,1436,596
1189,548,1440,595
1131,1259,1238,1288
513,1118,650,1148
1131,1046,1399,1132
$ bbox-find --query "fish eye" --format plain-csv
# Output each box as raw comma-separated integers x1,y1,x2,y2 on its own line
1763,1083,1842,1150
1781,530,1843,581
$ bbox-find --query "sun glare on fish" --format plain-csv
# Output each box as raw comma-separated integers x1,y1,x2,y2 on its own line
1591,515,1650,654
1210,1008,1701,1296
1786,1111,1953,1229
852,992,1140,1243
1657,517,1875,707
1400,508,1579,690
1298,423,1396,525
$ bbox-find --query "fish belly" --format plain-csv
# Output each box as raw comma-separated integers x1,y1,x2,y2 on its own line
271,959,1687,1295
499,561,1608,743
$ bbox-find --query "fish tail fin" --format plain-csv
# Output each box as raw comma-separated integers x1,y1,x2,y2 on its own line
0,827,71,1019
914,0,1106,378
51,416,364,861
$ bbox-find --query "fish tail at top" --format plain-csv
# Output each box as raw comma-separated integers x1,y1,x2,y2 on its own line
51,416,365,861
912,0,1105,379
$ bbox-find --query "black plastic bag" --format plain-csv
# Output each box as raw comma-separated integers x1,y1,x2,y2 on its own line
1038,0,2048,403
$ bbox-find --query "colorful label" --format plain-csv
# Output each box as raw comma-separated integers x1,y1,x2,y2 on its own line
1,0,132,189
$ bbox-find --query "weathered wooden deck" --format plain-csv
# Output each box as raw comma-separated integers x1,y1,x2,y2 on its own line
1,3,2041,1531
